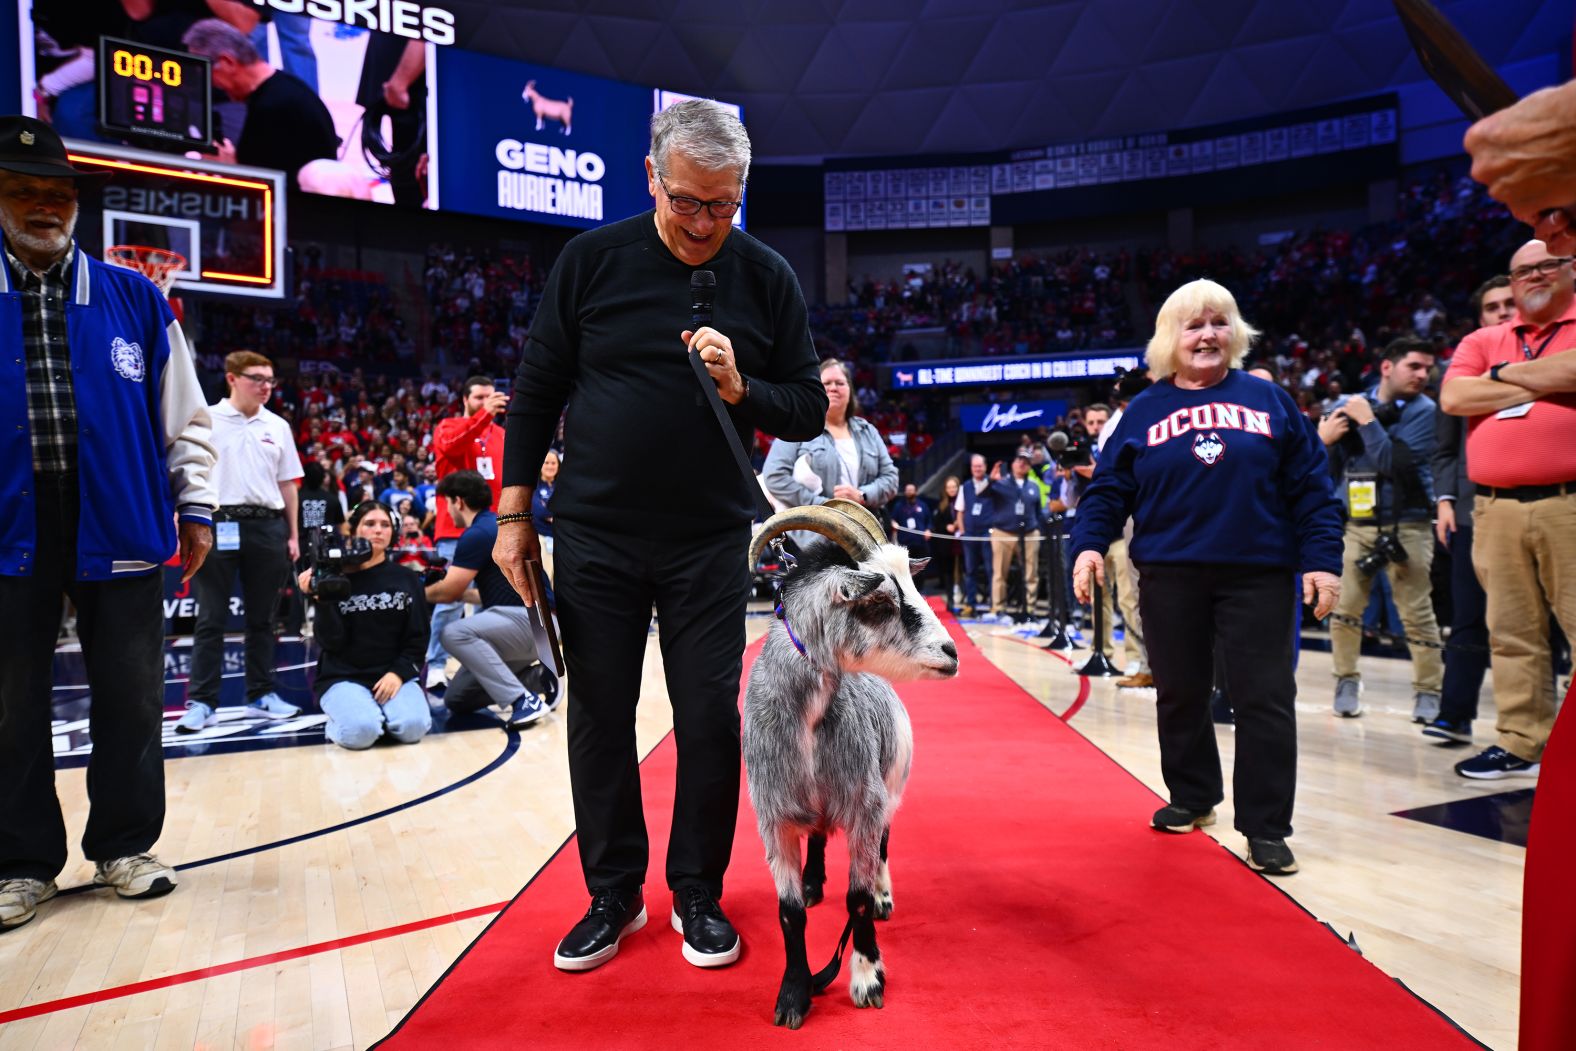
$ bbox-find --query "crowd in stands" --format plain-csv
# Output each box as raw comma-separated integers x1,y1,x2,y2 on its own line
185,168,1523,549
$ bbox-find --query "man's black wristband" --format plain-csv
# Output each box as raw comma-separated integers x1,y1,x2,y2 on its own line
1489,361,1509,383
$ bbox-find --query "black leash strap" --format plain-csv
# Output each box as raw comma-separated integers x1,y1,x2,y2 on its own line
809,914,856,994
688,344,775,521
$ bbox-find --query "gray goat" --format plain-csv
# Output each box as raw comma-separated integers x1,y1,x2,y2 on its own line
744,500,959,1029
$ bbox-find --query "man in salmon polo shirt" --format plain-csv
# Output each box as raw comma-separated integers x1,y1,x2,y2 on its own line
1440,239,1576,780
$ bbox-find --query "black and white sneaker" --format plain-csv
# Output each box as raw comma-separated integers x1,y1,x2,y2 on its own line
1245,837,1298,875
1455,746,1540,780
552,887,646,972
1151,803,1216,833
671,887,741,968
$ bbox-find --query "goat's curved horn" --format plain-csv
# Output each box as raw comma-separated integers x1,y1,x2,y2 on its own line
822,498,887,547
748,504,881,568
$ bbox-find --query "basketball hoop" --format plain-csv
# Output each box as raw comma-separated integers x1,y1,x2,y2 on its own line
106,245,187,298
106,245,188,324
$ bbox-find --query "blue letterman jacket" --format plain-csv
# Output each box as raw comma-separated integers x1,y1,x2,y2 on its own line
0,245,217,580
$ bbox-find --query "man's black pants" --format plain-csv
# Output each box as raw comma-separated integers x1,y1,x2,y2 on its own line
555,520,749,899
1139,563,1299,839
190,516,288,704
0,473,166,880
1439,520,1489,724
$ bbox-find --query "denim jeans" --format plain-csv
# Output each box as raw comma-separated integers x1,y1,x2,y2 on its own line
425,537,461,667
320,680,431,750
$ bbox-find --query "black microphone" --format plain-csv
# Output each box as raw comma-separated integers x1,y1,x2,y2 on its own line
690,270,715,330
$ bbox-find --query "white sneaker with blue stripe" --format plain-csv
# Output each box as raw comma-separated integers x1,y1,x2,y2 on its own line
245,693,301,720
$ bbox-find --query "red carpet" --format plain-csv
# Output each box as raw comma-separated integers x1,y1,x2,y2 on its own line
382,605,1477,1050
1521,676,1576,1051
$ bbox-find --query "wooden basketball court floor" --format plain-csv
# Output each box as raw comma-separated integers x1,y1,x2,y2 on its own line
0,611,1527,1050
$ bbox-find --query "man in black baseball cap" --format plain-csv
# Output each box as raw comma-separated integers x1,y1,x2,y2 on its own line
0,115,100,277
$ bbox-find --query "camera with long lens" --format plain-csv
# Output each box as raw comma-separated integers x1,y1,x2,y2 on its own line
1046,430,1092,468
1355,530,1409,576
307,525,374,600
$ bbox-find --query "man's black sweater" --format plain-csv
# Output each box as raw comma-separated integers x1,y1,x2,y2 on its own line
312,559,428,699
503,210,827,538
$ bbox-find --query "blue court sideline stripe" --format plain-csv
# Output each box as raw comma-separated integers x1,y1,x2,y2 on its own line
57,730,523,898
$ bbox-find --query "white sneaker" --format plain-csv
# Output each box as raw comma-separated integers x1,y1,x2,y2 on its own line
0,877,57,930
93,853,178,899
245,693,301,720
425,664,448,690
174,701,217,735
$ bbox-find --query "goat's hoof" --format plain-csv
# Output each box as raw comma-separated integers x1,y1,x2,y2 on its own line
874,895,893,921
775,976,811,1029
850,953,886,1008
774,1006,808,1029
803,883,823,908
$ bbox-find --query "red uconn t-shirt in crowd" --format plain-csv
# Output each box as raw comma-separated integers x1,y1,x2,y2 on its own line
432,407,505,540
1443,300,1576,489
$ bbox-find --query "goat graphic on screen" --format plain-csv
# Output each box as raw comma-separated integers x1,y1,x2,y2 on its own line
522,80,573,135
744,500,960,1029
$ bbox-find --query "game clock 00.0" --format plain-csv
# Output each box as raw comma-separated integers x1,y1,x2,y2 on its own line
96,36,214,150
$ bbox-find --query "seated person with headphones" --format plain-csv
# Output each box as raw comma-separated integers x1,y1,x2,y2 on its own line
424,470,558,730
296,501,433,750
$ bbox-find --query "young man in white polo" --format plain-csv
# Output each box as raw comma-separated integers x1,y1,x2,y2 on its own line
179,350,305,732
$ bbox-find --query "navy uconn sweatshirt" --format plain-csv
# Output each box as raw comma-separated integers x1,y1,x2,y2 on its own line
1071,371,1343,574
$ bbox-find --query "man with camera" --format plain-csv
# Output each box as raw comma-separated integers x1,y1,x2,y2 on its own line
424,470,553,730
1319,336,1442,720
426,375,509,692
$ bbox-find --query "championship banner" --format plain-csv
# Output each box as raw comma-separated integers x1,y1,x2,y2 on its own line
434,49,654,230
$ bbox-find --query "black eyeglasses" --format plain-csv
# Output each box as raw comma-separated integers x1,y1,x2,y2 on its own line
239,373,277,386
659,178,741,219
1509,257,1572,283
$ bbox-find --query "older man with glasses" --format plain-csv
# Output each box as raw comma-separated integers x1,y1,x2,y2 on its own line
1440,240,1576,780
0,116,216,930
493,100,827,973
178,350,305,733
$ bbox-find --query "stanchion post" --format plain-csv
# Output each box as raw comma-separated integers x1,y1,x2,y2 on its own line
1042,513,1073,649
1077,579,1120,676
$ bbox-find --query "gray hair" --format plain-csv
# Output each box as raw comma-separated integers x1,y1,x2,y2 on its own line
649,99,751,188
182,18,261,65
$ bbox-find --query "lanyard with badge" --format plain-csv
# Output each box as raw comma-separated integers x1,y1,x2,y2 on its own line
1498,324,1564,420
474,430,495,481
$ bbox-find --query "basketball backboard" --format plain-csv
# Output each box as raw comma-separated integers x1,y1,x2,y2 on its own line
65,139,287,299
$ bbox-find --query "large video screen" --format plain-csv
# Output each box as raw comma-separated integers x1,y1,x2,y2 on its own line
23,3,438,208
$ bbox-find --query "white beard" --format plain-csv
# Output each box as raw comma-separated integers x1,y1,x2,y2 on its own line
1520,286,1553,317
0,208,76,264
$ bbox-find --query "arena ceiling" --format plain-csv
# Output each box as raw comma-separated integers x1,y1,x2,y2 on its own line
440,0,1569,162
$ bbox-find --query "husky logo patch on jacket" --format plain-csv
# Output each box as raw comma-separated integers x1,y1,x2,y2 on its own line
110,337,145,382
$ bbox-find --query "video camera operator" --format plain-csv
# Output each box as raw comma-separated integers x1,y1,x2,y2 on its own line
295,501,432,750
1318,336,1443,721
424,470,555,730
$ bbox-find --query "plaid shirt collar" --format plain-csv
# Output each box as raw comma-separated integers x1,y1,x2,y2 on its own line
3,241,74,290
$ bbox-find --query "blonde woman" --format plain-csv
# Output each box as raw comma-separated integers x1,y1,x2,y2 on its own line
1070,279,1343,876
